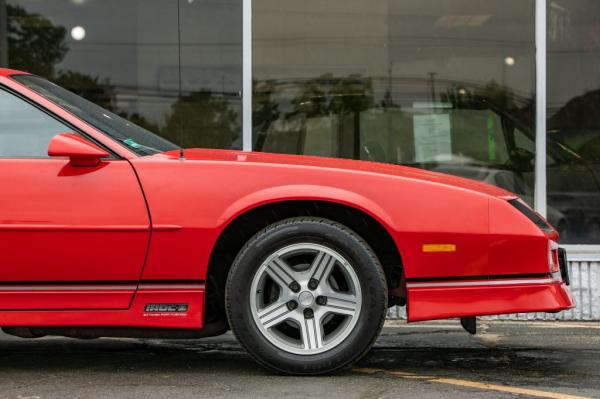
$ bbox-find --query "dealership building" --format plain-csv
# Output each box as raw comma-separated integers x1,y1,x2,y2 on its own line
0,0,598,319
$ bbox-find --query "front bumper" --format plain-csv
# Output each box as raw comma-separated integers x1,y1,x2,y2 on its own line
407,278,575,322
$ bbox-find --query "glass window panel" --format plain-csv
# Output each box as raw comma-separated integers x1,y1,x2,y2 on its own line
4,0,179,142
171,0,242,149
547,0,600,244
0,88,71,157
1,0,242,150
253,0,536,201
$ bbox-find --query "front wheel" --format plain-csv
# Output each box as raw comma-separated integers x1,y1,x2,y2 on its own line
225,217,387,375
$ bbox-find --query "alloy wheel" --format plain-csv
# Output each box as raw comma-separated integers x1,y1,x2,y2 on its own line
250,243,362,355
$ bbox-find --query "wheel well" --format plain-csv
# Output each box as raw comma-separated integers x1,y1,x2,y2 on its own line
204,200,404,324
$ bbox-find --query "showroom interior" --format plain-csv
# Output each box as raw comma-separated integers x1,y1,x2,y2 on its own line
0,0,597,319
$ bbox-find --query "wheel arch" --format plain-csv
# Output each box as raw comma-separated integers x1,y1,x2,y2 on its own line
204,195,405,325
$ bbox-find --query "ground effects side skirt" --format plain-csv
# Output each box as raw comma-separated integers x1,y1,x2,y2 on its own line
0,281,206,329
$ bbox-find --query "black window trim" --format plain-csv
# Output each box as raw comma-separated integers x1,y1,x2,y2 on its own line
508,198,555,234
0,83,122,161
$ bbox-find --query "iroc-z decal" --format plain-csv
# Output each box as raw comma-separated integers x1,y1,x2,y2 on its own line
144,303,189,313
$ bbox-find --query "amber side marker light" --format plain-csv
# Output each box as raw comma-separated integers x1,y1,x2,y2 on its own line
422,244,456,253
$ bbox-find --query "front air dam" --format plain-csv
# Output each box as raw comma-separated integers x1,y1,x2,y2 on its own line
407,280,574,322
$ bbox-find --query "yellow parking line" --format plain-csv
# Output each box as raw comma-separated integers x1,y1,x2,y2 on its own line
354,368,591,399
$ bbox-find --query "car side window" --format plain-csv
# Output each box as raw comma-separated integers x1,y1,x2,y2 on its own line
0,88,71,158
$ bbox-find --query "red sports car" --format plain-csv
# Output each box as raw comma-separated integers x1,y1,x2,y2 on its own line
0,68,573,374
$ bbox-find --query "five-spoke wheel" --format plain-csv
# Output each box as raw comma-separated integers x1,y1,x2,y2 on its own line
251,243,361,354
226,217,387,375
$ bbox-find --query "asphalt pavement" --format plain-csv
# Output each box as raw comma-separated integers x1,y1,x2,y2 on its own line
0,320,598,399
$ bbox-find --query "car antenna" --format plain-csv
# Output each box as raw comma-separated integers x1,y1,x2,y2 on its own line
177,0,185,162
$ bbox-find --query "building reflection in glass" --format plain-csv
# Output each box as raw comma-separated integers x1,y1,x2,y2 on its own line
253,1,542,227
1,0,242,150
547,0,600,244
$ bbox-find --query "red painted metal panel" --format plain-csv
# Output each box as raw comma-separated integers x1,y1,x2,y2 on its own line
407,282,575,322
0,158,149,309
0,290,134,310
0,289,205,329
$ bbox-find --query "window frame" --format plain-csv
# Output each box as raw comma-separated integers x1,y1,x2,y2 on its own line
534,0,547,219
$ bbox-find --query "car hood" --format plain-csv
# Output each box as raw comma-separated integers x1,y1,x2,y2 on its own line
159,148,515,199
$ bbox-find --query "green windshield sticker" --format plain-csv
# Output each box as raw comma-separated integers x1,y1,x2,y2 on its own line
123,138,141,149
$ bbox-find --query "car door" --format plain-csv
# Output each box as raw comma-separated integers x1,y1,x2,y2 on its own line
0,87,150,310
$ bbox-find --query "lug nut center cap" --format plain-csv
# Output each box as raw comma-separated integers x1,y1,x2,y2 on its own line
298,291,314,307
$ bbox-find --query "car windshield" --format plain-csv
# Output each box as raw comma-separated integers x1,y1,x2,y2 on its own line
12,74,179,156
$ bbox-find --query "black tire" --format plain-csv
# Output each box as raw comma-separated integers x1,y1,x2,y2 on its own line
225,217,388,375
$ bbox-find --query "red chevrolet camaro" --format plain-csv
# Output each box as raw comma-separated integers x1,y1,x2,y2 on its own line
0,68,573,374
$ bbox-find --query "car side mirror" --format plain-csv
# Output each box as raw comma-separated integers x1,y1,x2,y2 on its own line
48,133,109,167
